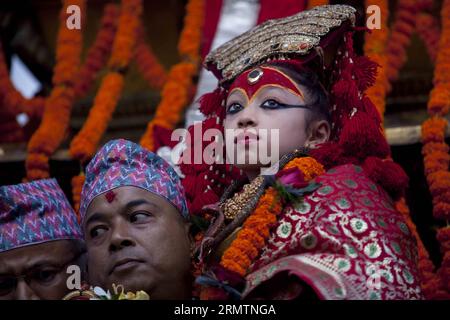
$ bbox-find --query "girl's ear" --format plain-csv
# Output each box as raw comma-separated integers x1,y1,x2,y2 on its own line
305,119,331,149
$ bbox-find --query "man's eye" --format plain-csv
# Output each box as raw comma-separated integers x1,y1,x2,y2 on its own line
89,226,108,239
261,99,282,109
130,212,151,223
34,269,58,284
226,103,243,114
0,277,15,295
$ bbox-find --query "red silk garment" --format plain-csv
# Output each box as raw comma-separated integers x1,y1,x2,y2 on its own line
243,164,424,300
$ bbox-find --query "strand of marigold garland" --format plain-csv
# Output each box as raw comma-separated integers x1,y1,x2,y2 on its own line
416,5,440,63
69,0,142,165
73,3,120,98
69,0,142,214
134,22,167,91
307,0,328,9
139,0,204,151
395,199,449,299
362,5,434,295
385,0,418,91
25,0,86,181
220,157,325,277
0,44,45,119
0,2,117,145
364,0,389,118
421,0,450,296
71,172,85,222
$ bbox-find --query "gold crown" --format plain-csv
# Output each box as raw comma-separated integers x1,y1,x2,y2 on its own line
204,4,356,84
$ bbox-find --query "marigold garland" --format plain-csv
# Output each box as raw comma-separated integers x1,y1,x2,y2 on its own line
395,199,450,299
421,0,450,298
134,23,167,91
74,3,120,98
71,173,85,221
386,0,418,89
25,0,86,180
0,45,45,119
219,156,325,277
107,0,141,70
416,12,441,63
69,0,142,164
69,0,141,212
364,0,389,117
140,0,204,151
70,72,125,163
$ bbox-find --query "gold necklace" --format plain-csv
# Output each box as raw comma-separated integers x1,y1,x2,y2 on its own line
220,176,265,220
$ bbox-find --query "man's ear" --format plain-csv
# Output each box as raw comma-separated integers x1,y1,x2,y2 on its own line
305,120,330,149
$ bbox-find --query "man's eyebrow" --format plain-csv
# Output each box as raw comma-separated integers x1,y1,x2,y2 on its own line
28,259,61,270
84,212,108,226
125,199,160,210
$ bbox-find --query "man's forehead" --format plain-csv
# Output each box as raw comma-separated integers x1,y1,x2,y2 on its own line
0,241,73,272
85,188,164,221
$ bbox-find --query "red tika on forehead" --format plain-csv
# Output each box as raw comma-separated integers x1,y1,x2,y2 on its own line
228,66,305,101
105,190,116,203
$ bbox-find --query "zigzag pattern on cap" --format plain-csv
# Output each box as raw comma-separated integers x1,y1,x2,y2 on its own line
0,178,82,252
80,139,188,221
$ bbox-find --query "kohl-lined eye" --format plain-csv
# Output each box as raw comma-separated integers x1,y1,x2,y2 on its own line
226,102,244,114
261,99,282,109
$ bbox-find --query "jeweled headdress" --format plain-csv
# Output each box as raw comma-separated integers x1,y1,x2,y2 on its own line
205,4,356,84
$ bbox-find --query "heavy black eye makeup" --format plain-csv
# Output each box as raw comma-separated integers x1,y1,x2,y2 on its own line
226,98,286,115
226,102,244,114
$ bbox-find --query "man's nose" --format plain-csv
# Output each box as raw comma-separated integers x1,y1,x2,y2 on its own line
109,221,136,252
14,279,39,300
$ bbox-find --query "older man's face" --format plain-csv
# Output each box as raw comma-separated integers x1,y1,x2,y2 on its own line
84,186,192,299
0,240,84,300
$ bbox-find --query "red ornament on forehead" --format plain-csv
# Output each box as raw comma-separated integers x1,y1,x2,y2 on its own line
105,190,116,203
229,66,305,101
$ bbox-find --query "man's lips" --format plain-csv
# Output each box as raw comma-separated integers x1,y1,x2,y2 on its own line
109,258,144,275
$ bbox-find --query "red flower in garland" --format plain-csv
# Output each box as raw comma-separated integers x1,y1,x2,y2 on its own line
276,167,309,189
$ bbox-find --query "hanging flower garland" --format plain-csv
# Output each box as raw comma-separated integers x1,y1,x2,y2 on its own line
69,0,142,164
220,157,325,277
134,23,167,91
71,173,85,221
385,0,418,90
0,2,117,146
421,0,450,296
416,12,440,64
198,156,324,299
0,44,45,119
73,3,120,98
364,0,389,117
25,0,86,181
140,0,204,151
395,199,449,299
69,0,142,213
362,5,436,296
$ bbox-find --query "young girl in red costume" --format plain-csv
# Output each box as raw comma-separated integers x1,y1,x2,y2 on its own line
181,5,423,300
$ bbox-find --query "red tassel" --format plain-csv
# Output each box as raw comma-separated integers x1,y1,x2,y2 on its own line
353,56,379,92
191,189,220,215
199,87,225,116
339,111,390,161
181,174,197,197
362,156,409,200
